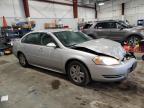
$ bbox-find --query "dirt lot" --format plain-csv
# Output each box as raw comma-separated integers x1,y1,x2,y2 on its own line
0,55,144,108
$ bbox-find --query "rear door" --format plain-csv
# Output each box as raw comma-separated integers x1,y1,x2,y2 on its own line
21,32,42,65
109,22,127,41
38,33,63,71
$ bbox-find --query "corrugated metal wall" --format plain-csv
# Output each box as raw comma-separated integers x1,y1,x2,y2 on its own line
97,0,144,25
0,0,95,30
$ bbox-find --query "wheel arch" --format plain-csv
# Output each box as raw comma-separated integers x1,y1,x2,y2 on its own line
17,51,29,67
65,58,92,79
17,51,23,57
122,33,143,45
17,51,27,60
125,34,143,40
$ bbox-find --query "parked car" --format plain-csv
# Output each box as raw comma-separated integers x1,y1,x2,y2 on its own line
1,26,19,39
13,29,137,86
82,20,144,45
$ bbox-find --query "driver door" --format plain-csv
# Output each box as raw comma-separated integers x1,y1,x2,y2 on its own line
93,22,111,39
38,33,63,71
109,22,126,41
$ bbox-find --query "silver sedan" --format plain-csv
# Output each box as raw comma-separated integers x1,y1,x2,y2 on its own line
13,29,137,86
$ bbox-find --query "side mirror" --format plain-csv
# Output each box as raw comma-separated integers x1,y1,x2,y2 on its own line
46,43,56,48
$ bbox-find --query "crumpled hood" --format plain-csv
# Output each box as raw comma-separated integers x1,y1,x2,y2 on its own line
76,38,126,60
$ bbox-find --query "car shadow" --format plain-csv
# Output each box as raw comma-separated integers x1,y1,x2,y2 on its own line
28,65,144,94
86,80,144,94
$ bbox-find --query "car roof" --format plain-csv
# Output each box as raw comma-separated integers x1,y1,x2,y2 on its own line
33,29,73,33
85,20,124,24
96,20,118,22
85,20,118,25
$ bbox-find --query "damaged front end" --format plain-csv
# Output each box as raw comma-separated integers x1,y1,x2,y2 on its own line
72,46,118,59
72,46,136,62
71,38,136,66
73,39,126,61
122,52,136,61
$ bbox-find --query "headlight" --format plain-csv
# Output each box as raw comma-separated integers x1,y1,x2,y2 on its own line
93,56,120,66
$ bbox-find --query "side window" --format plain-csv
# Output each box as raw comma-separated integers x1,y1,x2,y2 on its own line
83,24,92,29
108,22,117,28
116,23,123,29
95,22,109,29
40,33,56,46
21,33,41,45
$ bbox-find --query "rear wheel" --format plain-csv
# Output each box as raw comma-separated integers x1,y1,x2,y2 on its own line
142,55,144,61
18,53,28,67
125,35,142,46
67,61,90,86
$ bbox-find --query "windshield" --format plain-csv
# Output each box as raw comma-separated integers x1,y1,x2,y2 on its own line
54,31,91,47
118,21,133,28
83,23,92,29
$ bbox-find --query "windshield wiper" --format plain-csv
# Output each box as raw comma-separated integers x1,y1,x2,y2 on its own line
67,43,77,47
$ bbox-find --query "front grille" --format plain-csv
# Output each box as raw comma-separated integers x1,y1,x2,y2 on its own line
122,53,136,62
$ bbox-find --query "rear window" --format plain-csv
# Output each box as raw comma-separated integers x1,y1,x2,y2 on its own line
83,24,92,29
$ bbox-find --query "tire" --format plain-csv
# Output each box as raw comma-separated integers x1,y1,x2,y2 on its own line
18,53,28,67
142,55,144,61
67,60,91,86
125,35,142,46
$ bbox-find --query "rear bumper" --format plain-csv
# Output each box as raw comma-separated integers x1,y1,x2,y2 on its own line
89,58,137,82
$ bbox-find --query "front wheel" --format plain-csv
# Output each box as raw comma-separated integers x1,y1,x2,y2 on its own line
67,61,91,86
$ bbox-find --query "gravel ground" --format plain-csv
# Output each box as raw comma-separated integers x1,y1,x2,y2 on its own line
0,54,144,108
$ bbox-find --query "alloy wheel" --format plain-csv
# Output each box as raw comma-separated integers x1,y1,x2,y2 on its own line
127,36,141,46
70,65,85,83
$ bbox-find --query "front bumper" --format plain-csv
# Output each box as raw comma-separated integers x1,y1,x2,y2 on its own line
89,58,137,82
